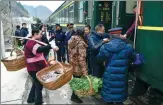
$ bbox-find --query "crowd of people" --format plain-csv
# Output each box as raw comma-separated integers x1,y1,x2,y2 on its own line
13,6,142,105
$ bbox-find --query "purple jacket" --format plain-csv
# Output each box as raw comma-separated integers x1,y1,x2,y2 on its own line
126,20,136,35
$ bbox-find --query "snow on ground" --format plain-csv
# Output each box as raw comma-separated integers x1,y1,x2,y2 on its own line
1,52,28,104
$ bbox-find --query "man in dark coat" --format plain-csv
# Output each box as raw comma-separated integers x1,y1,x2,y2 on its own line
97,27,136,104
20,23,29,45
15,25,21,36
49,24,66,62
20,23,29,37
64,23,75,62
88,24,109,78
15,25,21,46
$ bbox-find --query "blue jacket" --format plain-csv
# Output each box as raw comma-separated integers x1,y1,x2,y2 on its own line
15,29,21,36
103,33,110,39
89,31,104,56
49,30,65,45
20,27,29,37
64,30,75,45
97,38,134,102
88,31,105,78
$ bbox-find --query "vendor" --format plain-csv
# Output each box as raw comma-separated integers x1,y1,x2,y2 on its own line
24,29,59,105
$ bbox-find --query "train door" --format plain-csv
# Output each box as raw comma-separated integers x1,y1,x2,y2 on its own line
118,1,137,41
95,1,113,31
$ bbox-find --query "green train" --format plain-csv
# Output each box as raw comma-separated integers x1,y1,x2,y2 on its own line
45,1,163,104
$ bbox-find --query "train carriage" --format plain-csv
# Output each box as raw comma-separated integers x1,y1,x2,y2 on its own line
45,1,163,104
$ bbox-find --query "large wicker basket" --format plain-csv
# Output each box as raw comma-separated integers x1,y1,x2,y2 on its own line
1,48,26,71
36,62,73,90
75,76,96,97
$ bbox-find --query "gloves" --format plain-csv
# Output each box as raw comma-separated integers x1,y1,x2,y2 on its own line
49,40,59,51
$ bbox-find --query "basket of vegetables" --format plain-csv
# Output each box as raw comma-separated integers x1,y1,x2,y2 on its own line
1,48,26,71
36,62,73,90
70,75,102,97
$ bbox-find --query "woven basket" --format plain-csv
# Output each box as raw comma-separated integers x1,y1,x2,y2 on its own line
36,62,73,90
1,48,26,71
75,76,96,97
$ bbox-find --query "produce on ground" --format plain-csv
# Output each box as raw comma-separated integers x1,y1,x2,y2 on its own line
69,75,102,93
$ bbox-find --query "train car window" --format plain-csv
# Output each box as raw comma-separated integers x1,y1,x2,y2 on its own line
54,15,56,23
69,4,74,23
56,13,58,23
126,1,137,14
60,11,62,23
59,13,61,23
61,10,64,23
79,1,84,23
65,8,68,23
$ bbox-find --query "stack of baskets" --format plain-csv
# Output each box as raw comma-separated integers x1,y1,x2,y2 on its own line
1,48,26,71
75,76,96,97
36,62,73,90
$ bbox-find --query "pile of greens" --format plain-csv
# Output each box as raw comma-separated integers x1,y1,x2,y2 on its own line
69,75,102,93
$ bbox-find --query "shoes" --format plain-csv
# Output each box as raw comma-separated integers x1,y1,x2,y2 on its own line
71,92,83,103
27,100,44,104
71,97,83,103
27,99,34,103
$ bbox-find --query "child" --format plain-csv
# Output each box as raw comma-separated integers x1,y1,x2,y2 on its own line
97,27,135,105
24,29,58,105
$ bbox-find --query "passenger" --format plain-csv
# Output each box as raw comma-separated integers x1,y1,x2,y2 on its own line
15,25,21,46
49,24,66,62
20,23,29,37
40,24,49,44
15,25,21,36
68,29,88,103
121,5,137,39
20,23,29,45
39,25,50,60
84,24,92,74
24,29,58,105
84,24,91,43
48,25,53,37
64,23,75,63
88,24,109,78
97,27,136,105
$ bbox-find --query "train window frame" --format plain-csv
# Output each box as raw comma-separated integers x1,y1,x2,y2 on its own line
69,4,74,23
61,10,64,23
65,7,68,23
79,1,84,23
58,13,61,23
126,1,137,14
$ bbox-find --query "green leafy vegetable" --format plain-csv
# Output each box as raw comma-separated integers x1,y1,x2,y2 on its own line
69,75,102,93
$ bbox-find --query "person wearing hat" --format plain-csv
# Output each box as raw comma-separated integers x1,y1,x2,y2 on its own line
64,23,75,62
97,27,136,105
49,24,66,62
